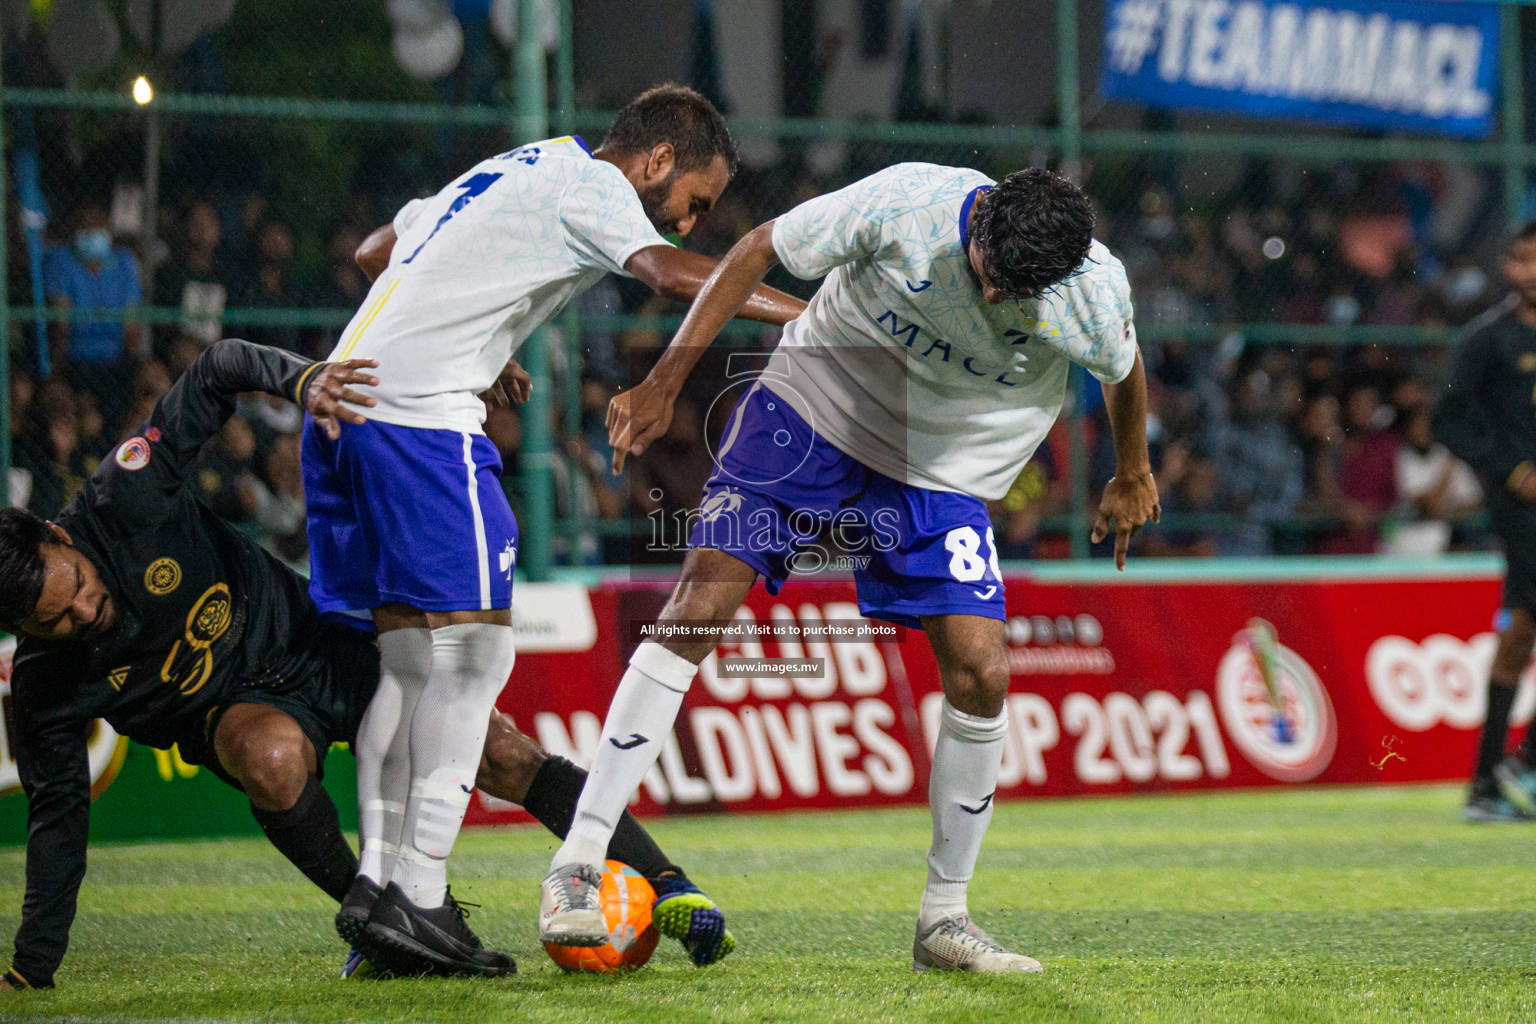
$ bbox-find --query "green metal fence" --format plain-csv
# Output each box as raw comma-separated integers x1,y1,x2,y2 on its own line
1,0,1530,575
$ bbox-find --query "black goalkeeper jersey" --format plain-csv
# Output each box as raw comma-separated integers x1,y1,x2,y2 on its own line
7,339,330,988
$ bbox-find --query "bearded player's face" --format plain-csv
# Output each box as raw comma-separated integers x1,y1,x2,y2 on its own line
18,531,116,642
637,154,730,239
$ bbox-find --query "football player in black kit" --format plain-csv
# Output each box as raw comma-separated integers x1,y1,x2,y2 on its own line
1435,222,1536,821
0,338,729,988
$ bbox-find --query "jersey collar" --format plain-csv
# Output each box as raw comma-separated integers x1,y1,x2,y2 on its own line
572,135,593,157
957,185,991,253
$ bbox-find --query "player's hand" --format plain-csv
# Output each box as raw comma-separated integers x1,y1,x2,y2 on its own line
305,358,380,440
481,358,533,409
607,377,676,474
1091,470,1160,571
1515,469,1536,504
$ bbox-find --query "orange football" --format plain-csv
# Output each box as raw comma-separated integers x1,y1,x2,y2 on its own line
544,860,659,973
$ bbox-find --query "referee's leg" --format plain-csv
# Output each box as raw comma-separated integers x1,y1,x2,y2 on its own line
214,703,358,902
1471,608,1536,806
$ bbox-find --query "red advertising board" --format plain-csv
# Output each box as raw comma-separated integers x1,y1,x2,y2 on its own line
467,565,1522,825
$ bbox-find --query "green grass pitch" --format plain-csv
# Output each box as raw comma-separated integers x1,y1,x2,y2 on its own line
0,784,1532,1023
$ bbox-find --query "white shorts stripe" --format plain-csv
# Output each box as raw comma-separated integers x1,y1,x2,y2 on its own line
461,432,492,610
715,380,760,464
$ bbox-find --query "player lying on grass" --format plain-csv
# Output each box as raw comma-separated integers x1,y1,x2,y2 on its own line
0,339,730,990
306,84,805,976
542,166,1159,973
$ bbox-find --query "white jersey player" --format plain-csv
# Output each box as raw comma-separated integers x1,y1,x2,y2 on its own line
303,85,804,976
539,164,1160,973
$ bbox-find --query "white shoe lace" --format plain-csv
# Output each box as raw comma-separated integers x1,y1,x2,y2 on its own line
943,916,1008,955
549,864,602,912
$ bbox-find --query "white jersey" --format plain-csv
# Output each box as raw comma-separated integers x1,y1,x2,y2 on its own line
767,163,1138,501
331,136,668,432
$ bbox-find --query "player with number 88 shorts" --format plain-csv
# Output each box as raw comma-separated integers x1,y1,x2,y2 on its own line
539,163,1161,972
692,376,1006,627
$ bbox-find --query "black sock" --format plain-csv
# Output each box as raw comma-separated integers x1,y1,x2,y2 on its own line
250,773,358,902
522,756,681,878
1475,680,1518,787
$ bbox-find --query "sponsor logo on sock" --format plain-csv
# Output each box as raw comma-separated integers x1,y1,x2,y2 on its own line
610,733,649,750
959,791,995,815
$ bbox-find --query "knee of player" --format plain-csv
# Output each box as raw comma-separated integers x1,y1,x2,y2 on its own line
943,652,1010,713
228,739,309,809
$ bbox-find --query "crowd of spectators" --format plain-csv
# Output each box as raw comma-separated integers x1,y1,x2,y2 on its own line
5,188,376,570
3,148,1508,569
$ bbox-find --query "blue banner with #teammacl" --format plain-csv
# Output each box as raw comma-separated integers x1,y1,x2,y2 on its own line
1101,0,1501,139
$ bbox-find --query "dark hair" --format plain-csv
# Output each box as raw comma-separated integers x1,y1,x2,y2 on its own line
600,84,739,177
1512,219,1536,245
0,507,53,628
970,169,1095,300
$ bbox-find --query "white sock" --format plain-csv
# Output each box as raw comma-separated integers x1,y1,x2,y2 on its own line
355,627,432,887
552,643,697,870
919,699,1008,929
395,622,517,907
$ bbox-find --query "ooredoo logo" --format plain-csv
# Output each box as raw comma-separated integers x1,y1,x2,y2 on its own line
1214,621,1337,783
1365,634,1532,732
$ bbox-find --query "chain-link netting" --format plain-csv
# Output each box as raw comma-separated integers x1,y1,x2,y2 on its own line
2,0,1528,573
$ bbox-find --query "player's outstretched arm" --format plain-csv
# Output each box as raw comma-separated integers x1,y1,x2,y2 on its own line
624,242,805,327
87,340,379,529
609,223,784,473
5,668,95,991
1091,347,1160,570
154,340,379,469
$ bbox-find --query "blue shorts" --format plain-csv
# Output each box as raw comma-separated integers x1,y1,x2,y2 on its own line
689,383,1005,629
302,416,517,614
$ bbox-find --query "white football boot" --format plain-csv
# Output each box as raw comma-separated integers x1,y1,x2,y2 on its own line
538,863,608,947
913,915,1043,973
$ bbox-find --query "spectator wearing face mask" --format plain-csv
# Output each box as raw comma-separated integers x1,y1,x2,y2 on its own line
42,201,146,427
